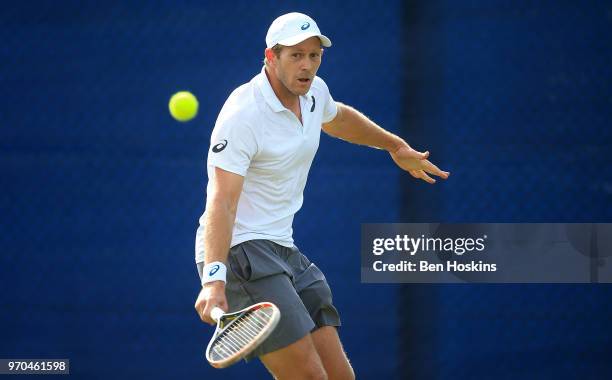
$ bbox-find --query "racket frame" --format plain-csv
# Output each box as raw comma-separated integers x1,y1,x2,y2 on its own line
205,302,280,368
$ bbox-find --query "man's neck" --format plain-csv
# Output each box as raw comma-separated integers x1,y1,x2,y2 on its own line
264,67,299,111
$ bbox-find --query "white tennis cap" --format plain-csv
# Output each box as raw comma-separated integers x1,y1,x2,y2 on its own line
265,12,332,48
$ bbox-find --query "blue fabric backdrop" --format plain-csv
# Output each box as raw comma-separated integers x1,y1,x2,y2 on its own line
1,1,610,379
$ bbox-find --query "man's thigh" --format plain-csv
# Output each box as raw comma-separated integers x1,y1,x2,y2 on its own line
260,327,354,380
311,326,355,380
260,333,327,380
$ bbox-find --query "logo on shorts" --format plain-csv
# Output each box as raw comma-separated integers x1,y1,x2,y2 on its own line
212,139,228,153
209,264,220,276
301,22,310,30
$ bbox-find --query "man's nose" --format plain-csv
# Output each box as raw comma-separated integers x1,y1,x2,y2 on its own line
301,57,313,71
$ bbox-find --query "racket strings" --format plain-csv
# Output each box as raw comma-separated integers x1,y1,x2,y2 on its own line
211,307,274,360
212,311,269,357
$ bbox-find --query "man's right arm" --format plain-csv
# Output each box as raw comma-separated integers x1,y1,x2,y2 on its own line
194,166,245,324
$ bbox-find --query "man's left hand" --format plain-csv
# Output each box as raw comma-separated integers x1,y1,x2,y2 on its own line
389,146,450,184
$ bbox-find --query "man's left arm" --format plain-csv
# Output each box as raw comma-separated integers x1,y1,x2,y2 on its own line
322,102,450,184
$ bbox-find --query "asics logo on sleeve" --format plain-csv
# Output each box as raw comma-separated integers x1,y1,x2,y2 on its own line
212,140,228,153
209,264,220,276
301,22,310,30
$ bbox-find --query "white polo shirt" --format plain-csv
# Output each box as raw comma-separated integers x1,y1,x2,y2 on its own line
195,67,338,263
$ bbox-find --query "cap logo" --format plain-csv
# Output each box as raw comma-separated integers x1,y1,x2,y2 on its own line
301,22,310,30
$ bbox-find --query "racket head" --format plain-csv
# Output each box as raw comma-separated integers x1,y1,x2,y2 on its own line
205,302,281,368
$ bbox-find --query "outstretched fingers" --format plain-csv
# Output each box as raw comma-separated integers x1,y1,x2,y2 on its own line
410,169,436,184
420,159,450,179
408,170,421,179
418,170,436,184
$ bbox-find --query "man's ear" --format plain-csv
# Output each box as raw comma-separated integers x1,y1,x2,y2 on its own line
265,48,276,65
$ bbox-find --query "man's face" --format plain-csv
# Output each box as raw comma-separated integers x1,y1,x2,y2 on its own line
269,37,323,96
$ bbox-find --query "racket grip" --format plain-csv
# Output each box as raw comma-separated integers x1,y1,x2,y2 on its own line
210,307,224,322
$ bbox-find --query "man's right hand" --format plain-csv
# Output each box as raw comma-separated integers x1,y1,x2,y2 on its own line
194,281,228,325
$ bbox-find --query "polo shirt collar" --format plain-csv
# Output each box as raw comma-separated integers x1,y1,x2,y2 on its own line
256,66,313,113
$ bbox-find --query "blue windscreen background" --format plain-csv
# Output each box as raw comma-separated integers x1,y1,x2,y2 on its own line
1,1,610,379
400,2,611,379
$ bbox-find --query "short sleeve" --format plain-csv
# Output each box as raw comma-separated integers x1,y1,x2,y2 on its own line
316,77,338,123
207,113,258,177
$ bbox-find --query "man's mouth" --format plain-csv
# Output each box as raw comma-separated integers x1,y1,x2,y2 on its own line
298,78,311,83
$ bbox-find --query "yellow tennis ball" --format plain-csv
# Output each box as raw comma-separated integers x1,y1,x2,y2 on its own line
169,91,199,122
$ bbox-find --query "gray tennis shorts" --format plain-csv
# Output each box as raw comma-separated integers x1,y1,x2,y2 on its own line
197,239,341,360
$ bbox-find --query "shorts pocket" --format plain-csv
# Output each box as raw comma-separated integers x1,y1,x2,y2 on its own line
294,263,326,292
228,245,252,282
230,240,292,282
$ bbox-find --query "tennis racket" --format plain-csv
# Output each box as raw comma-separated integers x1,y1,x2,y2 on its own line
205,302,281,368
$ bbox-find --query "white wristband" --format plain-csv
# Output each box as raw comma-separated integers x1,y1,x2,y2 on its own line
202,261,227,285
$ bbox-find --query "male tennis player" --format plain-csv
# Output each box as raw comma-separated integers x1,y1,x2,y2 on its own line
194,12,449,379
